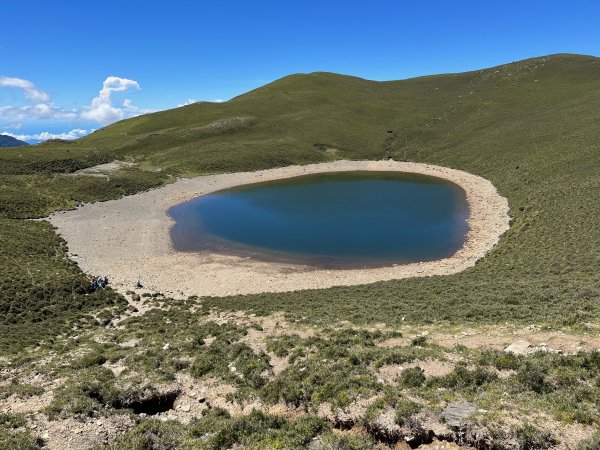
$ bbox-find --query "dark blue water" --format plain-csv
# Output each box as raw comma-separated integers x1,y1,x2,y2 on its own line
169,171,469,268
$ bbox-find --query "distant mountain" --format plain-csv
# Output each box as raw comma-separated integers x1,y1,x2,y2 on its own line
0,134,29,148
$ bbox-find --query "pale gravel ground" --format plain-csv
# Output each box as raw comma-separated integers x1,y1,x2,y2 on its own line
48,160,510,298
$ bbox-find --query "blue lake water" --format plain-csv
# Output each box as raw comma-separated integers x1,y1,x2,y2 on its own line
168,171,469,268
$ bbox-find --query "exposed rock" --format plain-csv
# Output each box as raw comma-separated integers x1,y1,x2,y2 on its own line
441,402,476,428
504,339,532,355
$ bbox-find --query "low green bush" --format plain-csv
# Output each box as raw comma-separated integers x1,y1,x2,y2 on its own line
514,423,557,450
106,409,329,450
428,364,498,390
577,431,600,450
397,367,426,388
394,398,422,426
0,413,43,450
0,381,44,400
515,362,552,394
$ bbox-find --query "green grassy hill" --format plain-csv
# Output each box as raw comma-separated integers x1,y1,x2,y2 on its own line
1,53,600,352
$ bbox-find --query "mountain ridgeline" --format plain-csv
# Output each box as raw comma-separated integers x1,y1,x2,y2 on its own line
0,134,28,148
1,53,600,351
1,53,599,180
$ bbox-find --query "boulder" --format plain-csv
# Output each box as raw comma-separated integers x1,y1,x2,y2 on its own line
441,402,476,428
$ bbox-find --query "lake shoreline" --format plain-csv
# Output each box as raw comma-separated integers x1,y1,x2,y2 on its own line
49,160,511,298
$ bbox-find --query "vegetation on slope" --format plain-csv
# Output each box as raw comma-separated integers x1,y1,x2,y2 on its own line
0,53,599,447
4,54,599,347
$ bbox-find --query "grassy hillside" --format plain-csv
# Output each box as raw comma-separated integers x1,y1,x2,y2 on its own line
1,53,600,351
1,53,600,448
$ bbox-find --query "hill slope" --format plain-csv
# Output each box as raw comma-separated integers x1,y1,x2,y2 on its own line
1,53,600,448
1,52,600,345
0,134,28,147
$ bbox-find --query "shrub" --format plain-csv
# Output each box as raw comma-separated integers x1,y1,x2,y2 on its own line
190,408,329,450
45,367,119,419
429,364,498,390
266,335,303,357
397,366,426,388
73,349,107,369
0,382,44,400
104,418,184,450
578,431,600,450
514,423,557,450
261,358,378,409
478,350,521,371
190,337,270,389
319,432,375,449
411,335,427,347
394,398,421,426
0,413,44,450
515,363,552,394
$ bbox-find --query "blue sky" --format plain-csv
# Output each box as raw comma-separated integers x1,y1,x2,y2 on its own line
1,0,599,142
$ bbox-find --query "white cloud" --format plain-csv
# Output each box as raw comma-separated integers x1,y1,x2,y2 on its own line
177,98,197,107
1,75,151,126
0,103,76,120
3,128,91,142
80,76,148,125
0,76,50,103
80,102,125,124
0,76,73,121
177,98,226,107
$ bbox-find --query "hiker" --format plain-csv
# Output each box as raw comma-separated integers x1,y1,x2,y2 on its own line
91,276,99,290
136,280,143,289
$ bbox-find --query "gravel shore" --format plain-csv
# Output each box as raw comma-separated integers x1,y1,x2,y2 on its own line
49,160,510,298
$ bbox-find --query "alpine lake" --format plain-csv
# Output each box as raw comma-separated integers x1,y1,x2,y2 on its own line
169,171,469,269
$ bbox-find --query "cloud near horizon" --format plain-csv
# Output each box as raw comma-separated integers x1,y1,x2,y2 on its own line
0,76,152,140
3,128,91,142
1,76,224,141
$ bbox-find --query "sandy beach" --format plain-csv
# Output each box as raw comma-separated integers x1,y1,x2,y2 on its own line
48,160,510,298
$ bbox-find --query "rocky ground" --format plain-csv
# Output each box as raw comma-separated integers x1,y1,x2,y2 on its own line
1,290,599,449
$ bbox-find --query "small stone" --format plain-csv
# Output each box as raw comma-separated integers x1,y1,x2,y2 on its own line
41,431,49,440
181,404,191,412
504,340,532,355
197,396,206,403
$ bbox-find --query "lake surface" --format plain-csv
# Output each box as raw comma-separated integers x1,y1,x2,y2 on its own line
169,171,469,268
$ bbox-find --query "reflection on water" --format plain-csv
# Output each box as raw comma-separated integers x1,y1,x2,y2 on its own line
169,171,469,269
